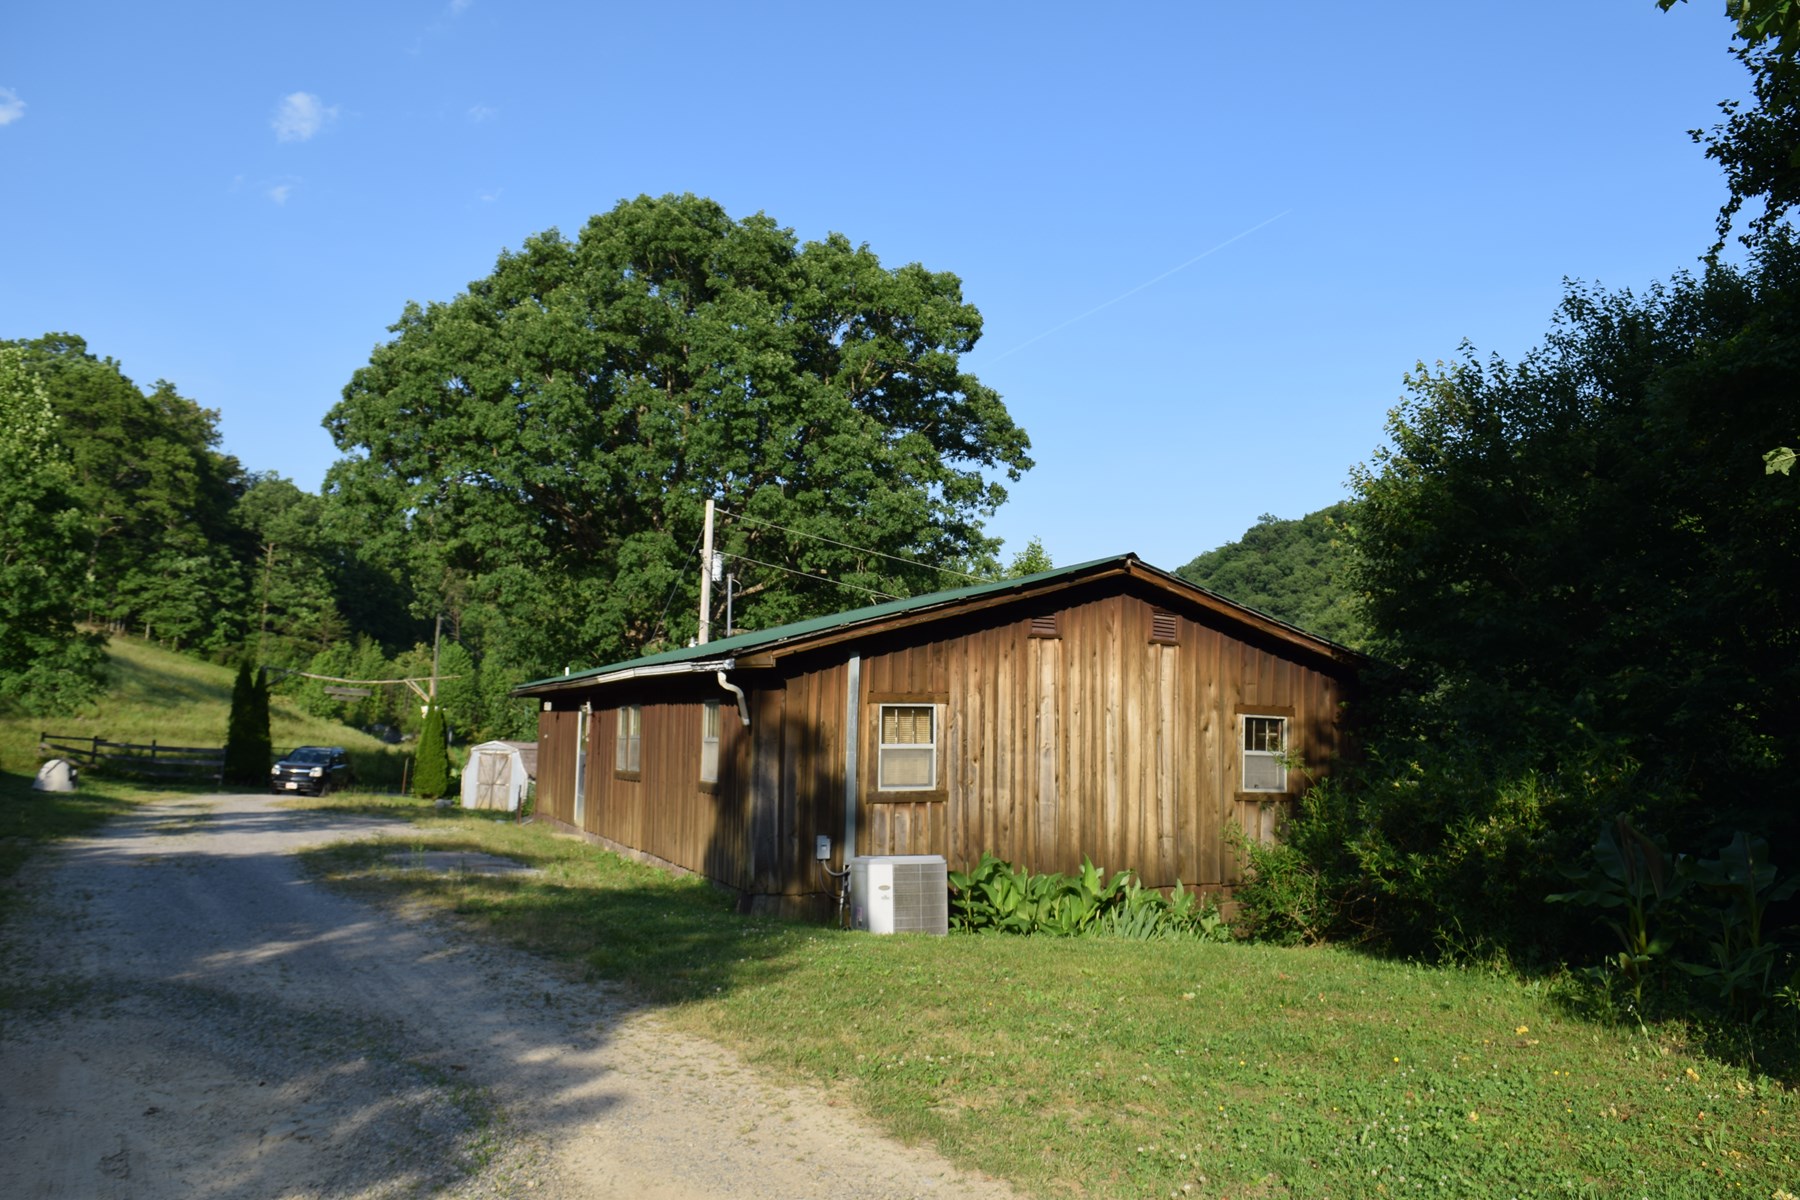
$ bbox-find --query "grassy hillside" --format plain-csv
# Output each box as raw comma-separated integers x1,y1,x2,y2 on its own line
0,636,416,787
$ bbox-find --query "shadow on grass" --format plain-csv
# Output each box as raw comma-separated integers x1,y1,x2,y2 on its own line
1310,915,1800,1085
300,817,818,1008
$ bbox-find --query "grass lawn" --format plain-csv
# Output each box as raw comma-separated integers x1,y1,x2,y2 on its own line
0,634,415,787
301,803,1800,1200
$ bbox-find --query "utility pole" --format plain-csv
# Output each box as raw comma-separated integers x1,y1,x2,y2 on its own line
429,613,442,707
698,498,715,644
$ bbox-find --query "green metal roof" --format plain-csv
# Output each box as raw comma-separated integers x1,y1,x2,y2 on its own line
513,553,1136,694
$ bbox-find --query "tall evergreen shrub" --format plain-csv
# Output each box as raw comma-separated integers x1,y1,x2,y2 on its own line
223,660,265,785
248,665,272,776
414,705,449,799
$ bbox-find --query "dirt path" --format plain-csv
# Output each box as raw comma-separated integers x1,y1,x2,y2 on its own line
0,793,1018,1199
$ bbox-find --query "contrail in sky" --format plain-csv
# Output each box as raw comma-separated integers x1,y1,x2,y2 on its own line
988,209,1294,363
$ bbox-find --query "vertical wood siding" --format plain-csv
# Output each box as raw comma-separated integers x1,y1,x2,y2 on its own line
853,591,1348,888
535,709,579,826
536,584,1351,899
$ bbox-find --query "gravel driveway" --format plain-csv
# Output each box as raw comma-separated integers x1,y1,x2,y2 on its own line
0,793,1018,1199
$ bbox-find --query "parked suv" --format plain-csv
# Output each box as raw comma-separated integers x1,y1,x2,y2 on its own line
271,746,353,795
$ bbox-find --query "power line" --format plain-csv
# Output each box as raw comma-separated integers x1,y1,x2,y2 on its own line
650,528,707,646
716,508,989,584
721,551,904,601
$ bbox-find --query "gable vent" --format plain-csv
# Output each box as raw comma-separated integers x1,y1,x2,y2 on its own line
1150,608,1179,645
1028,613,1060,639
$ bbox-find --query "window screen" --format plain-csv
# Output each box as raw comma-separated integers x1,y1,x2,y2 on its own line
700,701,720,783
1242,715,1287,792
615,705,642,774
878,704,936,791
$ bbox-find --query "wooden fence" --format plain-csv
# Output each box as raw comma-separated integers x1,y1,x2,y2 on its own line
39,733,226,785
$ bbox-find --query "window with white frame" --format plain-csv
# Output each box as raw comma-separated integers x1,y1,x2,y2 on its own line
1241,715,1288,792
615,705,642,774
877,704,937,791
700,700,720,783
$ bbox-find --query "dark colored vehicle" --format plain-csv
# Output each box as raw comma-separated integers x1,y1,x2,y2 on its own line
271,746,353,795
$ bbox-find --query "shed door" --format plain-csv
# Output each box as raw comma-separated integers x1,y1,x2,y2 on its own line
475,751,511,809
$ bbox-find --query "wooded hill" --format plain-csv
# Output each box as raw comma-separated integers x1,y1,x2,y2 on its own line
1176,503,1364,649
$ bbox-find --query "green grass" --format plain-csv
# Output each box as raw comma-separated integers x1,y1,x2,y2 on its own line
0,634,415,786
302,809,1800,1200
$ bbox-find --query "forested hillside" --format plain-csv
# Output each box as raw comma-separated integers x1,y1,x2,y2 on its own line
1175,503,1365,648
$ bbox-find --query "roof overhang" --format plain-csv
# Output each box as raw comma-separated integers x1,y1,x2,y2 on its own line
514,552,1367,700
517,657,736,699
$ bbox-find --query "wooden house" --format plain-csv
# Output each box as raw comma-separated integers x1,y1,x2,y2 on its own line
514,554,1361,914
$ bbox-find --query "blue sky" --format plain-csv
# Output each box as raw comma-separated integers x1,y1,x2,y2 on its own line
0,1,1754,572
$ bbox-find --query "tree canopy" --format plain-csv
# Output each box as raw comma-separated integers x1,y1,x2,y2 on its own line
324,193,1032,682
1661,0,1800,251
1307,241,1800,957
0,346,105,714
7,334,247,650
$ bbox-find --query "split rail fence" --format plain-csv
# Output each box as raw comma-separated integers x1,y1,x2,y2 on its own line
39,733,226,785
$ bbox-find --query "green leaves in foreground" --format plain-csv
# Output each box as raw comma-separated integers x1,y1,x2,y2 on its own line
947,852,1228,940
1551,820,1800,1029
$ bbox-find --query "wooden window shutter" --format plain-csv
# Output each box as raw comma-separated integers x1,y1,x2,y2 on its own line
1028,613,1059,639
1150,607,1179,645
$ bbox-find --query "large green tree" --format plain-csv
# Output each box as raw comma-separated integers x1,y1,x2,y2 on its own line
0,346,106,714
235,473,346,663
324,193,1032,682
1317,243,1800,956
7,335,247,649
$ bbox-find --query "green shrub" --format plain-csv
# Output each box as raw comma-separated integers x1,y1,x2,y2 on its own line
1230,826,1331,946
222,660,271,785
947,853,1227,941
413,706,449,799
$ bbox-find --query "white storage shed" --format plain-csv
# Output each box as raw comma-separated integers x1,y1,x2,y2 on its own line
460,740,537,812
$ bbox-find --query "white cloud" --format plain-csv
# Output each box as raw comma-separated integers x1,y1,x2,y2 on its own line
449,0,473,13
267,183,293,205
467,104,496,123
272,92,337,142
0,87,25,126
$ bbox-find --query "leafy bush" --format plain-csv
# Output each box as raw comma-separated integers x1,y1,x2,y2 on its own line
1257,743,1616,962
947,853,1227,941
1541,821,1800,1074
1230,824,1332,947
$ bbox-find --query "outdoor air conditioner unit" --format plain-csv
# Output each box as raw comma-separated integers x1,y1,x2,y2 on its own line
850,855,949,935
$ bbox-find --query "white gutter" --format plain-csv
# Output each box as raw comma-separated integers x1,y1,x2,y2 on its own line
523,657,737,695
842,654,861,863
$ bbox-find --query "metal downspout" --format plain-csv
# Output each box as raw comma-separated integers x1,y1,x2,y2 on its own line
716,671,750,727
842,654,861,864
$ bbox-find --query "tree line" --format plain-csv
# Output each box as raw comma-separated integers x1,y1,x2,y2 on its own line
1184,6,1800,1033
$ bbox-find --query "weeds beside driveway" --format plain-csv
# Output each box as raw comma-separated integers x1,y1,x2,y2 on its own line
302,799,1800,1200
